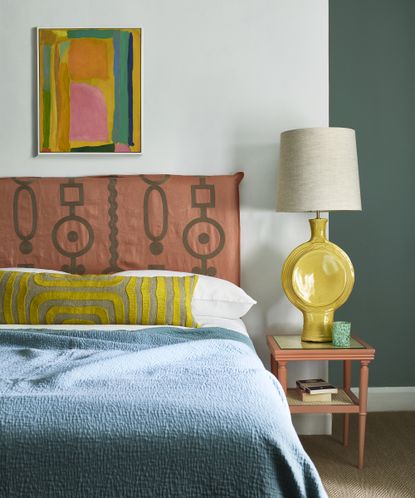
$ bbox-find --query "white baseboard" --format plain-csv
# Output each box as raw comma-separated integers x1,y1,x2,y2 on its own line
351,386,415,412
292,413,332,435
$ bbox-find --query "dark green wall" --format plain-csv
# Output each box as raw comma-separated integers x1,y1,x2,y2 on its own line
329,0,415,386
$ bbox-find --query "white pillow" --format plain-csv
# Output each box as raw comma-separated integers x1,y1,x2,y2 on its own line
0,267,68,274
115,270,256,319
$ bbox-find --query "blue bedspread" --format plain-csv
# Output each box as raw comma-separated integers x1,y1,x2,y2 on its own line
0,327,327,498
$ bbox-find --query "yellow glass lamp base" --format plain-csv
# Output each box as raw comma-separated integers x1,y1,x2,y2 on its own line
281,218,355,342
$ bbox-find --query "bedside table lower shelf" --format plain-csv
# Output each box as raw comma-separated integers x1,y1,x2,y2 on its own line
287,388,360,414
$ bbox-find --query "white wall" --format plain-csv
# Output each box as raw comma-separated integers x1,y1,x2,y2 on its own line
0,0,329,433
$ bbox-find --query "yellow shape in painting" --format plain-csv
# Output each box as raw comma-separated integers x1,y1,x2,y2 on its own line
57,61,71,152
39,29,57,44
68,39,109,80
39,37,45,150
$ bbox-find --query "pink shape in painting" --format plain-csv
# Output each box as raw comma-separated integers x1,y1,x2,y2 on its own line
115,143,131,152
70,83,108,141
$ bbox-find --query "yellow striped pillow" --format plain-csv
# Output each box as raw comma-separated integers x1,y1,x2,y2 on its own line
0,271,199,327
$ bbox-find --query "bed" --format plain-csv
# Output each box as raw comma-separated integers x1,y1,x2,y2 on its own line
0,174,327,498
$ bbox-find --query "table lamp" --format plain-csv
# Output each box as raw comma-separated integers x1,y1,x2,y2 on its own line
277,127,361,342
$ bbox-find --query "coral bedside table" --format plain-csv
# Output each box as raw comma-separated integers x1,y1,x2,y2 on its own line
267,335,375,469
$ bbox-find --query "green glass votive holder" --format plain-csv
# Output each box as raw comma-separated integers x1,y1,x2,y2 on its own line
332,321,351,347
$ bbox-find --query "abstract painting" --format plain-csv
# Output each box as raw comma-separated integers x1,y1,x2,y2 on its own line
38,28,141,154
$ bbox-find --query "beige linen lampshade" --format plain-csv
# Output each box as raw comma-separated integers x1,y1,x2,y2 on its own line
277,127,362,212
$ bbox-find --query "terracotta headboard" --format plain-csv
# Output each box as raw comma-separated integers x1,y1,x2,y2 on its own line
0,173,243,284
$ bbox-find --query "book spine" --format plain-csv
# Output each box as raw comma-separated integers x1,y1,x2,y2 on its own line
296,388,332,402
304,387,337,394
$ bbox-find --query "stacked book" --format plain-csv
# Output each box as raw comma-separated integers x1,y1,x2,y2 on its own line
296,378,338,402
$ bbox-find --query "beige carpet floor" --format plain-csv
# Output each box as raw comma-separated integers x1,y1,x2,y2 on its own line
300,412,415,498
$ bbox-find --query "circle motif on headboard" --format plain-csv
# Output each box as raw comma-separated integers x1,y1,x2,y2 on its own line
52,216,94,258
52,179,95,273
182,177,227,277
182,218,225,260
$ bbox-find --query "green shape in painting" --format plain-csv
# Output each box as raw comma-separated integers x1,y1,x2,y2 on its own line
67,29,115,39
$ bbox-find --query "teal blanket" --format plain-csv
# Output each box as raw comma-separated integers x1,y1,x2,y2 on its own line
0,327,327,497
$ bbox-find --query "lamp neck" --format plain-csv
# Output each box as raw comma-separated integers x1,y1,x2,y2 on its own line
309,217,328,242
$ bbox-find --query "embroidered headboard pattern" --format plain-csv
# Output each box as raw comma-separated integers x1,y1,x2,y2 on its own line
0,173,243,284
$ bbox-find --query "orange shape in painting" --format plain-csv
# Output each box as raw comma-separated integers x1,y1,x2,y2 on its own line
68,39,109,80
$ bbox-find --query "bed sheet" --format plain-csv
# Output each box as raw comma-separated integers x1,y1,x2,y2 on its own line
0,316,248,335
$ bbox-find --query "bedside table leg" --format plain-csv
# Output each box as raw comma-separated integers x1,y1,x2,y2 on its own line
358,360,370,469
343,414,350,447
277,361,288,394
270,355,278,377
343,360,352,447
